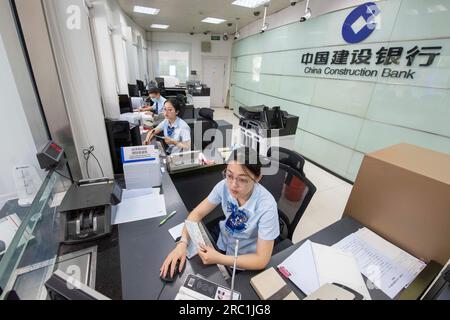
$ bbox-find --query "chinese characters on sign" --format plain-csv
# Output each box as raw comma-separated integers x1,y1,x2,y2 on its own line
301,46,442,79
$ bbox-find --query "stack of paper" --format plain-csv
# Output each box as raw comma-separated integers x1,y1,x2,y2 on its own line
112,188,166,225
333,228,426,299
278,240,371,300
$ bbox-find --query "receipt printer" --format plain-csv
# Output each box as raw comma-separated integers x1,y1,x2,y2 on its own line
58,179,122,245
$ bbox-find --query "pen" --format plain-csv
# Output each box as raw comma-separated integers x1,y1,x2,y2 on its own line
159,211,177,226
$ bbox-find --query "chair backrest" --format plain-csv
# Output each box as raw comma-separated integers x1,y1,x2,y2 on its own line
259,161,316,240
187,108,217,151
267,146,306,176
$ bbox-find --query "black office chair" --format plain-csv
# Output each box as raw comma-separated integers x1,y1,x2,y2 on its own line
267,146,306,176
260,160,316,254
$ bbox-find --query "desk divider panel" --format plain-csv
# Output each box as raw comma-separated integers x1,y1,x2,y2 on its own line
343,143,450,266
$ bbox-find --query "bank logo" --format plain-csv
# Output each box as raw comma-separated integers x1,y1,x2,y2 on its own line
342,2,380,44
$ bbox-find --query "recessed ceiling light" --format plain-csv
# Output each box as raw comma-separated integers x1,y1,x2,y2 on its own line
232,0,270,9
151,24,170,29
134,5,160,15
201,17,226,24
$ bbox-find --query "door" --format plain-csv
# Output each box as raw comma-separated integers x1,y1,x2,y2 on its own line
202,58,226,108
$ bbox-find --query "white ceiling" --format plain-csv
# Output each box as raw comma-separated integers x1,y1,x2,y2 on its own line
117,0,297,34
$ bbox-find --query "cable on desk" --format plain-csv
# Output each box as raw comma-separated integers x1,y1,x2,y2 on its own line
55,170,79,184
83,146,104,179
157,283,167,300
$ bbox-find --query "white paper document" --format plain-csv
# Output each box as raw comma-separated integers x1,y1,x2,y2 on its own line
168,223,185,241
122,188,159,200
278,240,371,300
112,193,166,225
333,228,426,299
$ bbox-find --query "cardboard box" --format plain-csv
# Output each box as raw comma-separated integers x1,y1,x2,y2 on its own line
344,143,450,265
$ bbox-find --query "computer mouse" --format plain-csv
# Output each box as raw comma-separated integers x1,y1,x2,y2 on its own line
0,240,6,253
160,260,183,283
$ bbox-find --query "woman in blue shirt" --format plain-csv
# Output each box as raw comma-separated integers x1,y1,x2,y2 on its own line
144,98,191,155
139,87,166,114
160,147,280,279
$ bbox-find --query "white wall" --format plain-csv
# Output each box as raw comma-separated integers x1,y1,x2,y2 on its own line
0,36,43,206
0,0,47,207
238,0,381,39
149,32,233,104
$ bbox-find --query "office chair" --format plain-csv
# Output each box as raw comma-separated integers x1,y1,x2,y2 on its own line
259,160,316,254
267,146,306,176
189,108,218,151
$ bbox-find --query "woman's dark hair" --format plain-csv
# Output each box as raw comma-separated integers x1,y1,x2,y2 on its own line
165,98,183,113
227,147,262,178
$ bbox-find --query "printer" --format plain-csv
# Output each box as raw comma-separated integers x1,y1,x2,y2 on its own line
239,105,299,137
58,179,122,245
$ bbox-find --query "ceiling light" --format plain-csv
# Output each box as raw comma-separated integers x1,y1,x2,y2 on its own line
201,17,226,24
232,0,271,9
134,6,160,15
150,24,170,29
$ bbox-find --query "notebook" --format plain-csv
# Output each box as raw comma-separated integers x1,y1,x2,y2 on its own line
250,267,299,300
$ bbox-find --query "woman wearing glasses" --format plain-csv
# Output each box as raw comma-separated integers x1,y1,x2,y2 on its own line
160,147,280,279
144,98,191,155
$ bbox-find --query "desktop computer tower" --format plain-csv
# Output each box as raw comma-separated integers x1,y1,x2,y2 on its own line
105,118,140,174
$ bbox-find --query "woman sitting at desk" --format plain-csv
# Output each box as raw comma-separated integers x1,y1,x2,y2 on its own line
143,98,191,155
160,147,280,279
139,87,166,114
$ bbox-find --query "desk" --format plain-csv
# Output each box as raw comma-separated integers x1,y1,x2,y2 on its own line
233,217,390,300
59,169,390,300
118,169,229,299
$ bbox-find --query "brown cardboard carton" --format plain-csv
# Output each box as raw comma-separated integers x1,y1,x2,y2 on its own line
344,143,450,265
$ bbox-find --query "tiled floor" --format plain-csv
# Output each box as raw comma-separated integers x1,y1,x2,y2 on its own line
213,107,353,244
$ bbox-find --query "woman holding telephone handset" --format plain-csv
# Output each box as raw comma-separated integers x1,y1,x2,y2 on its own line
144,98,191,155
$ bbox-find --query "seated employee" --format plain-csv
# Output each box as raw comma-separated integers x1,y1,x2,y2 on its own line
160,147,280,279
139,87,166,114
143,98,191,155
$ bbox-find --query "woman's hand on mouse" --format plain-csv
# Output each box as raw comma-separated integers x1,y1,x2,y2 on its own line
198,244,223,266
160,242,187,278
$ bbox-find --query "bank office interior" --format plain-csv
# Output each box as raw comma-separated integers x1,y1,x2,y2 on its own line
0,0,449,301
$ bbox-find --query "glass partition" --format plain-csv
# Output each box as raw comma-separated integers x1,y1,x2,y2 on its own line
0,170,70,299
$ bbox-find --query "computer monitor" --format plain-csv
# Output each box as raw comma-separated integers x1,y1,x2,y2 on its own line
118,95,133,114
136,80,147,96
136,80,144,91
128,84,140,97
155,77,165,89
